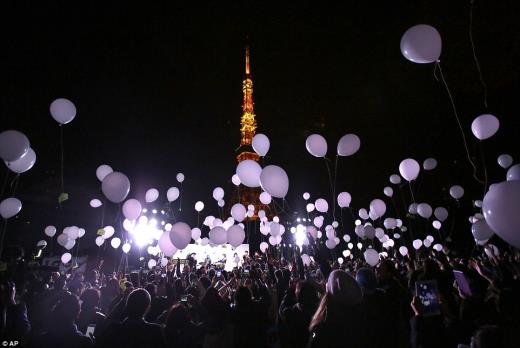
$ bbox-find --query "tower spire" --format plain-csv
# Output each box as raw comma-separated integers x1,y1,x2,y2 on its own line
237,44,258,162
245,45,250,76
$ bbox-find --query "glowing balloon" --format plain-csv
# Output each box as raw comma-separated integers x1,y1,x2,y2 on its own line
227,225,245,247
303,192,310,200
169,222,191,250
61,252,72,264
399,158,420,181
337,192,351,208
369,199,386,218
212,187,224,201
383,187,393,198
483,181,520,248
0,130,30,163
176,173,185,183
337,134,360,156
423,158,437,171
306,203,315,213
6,148,36,173
259,191,272,205
148,259,157,269
506,164,520,181
408,203,418,215
252,133,270,157
400,24,442,63
355,225,365,238
37,240,47,248
471,114,500,140
145,188,159,203
122,243,131,253
260,165,289,198
325,239,337,249
194,201,204,212
236,160,262,188
358,208,369,220
102,172,130,203
383,218,397,229
315,198,329,213
110,237,121,249
102,226,115,239
497,154,513,169
230,203,247,222
191,227,201,241
412,239,423,250
433,243,443,252
50,98,76,124
122,199,142,220
0,197,22,219
159,232,177,257
209,226,227,245
231,174,241,186
364,225,376,239
260,242,269,253
305,134,327,158
417,203,433,219
95,236,104,247
471,220,494,241
44,225,57,237
389,174,402,185
167,187,180,202
399,246,408,256
270,222,281,237
96,165,113,182
449,185,464,199
90,199,102,208
64,239,75,250
433,207,448,222
364,249,379,266
432,220,442,229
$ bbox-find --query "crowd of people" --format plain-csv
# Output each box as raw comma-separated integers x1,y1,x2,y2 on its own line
1,241,519,348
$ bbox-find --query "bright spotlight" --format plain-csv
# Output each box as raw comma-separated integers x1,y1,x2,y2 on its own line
152,209,157,214
295,224,307,247
133,222,153,247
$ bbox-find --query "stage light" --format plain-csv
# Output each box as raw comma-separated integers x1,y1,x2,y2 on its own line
133,222,153,247
296,218,301,222
149,218,158,227
142,208,148,213
295,224,307,247
152,209,157,214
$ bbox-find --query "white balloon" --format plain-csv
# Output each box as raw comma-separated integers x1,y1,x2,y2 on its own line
389,174,402,185
227,225,245,247
399,246,408,256
0,197,22,219
337,134,360,157
434,207,449,222
95,236,105,247
145,188,159,203
64,238,75,250
102,226,115,239
506,164,520,181
37,240,47,248
90,199,102,208
236,160,262,188
306,203,315,213
399,158,420,181
364,249,379,266
432,220,442,230
0,130,30,162
303,192,310,200
61,252,72,264
44,225,57,237
122,199,142,220
433,243,443,252
412,239,423,250
369,199,386,218
252,133,270,157
122,242,131,253
417,203,433,219
209,226,227,245
102,172,131,203
159,232,177,256
301,254,311,266
497,154,513,169
408,203,418,214
355,225,365,238
270,222,281,237
212,187,225,201
194,201,204,212
364,225,376,239
176,173,185,183
315,198,329,213
96,165,113,182
259,191,272,205
423,158,437,171
148,259,157,270
337,192,351,208
325,239,337,249
167,187,180,202
471,114,500,140
260,165,289,198
231,174,241,186
383,218,397,229
305,134,327,158
191,227,201,241
6,148,36,173
50,98,76,124
260,242,269,253
169,222,191,250
111,237,121,249
471,219,495,241
449,185,464,199
383,187,393,198
200,237,209,246
231,203,247,222
375,228,385,239
358,208,369,220
400,24,442,63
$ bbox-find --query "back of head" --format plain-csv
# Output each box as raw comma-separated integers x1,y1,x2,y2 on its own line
165,304,189,334
326,270,362,306
126,288,151,319
296,280,319,307
52,293,81,324
145,283,157,298
356,267,377,295
80,288,100,309
235,286,252,307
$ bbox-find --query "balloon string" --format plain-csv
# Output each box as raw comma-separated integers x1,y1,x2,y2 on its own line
478,142,489,196
178,183,183,211
408,182,416,203
0,220,7,260
469,0,488,108
436,61,484,185
323,158,336,221
59,125,65,193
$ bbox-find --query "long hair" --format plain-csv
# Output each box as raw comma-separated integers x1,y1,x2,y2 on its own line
309,292,331,332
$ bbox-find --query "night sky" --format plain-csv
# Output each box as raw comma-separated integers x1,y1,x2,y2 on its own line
3,1,520,257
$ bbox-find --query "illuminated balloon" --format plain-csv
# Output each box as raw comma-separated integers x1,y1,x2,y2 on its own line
337,134,360,156
122,199,142,220
471,114,500,140
433,243,443,252
0,197,22,219
0,130,30,162
315,198,329,213
409,203,418,215
230,203,247,222
194,201,204,212
400,24,442,63
260,242,269,253
159,231,177,257
102,172,130,203
57,233,70,247
432,220,442,229
307,226,318,239
364,225,376,239
61,252,72,264
305,134,327,158
6,148,36,173
369,199,386,218
90,199,102,208
301,254,311,266
303,192,310,200
471,220,494,241
449,185,464,199
383,218,397,229
122,243,131,253
412,239,423,250
102,226,115,239
417,203,433,219
483,181,520,248
145,188,159,203
148,259,157,269
259,191,272,205
95,236,104,247
364,249,379,266
506,164,520,181
399,158,420,181
50,98,76,124
434,207,448,222
231,174,241,186
252,133,270,157
37,240,47,248
227,225,245,247
96,165,113,182
337,192,351,208
236,160,262,188
306,203,315,213
212,187,224,201
423,158,437,171
169,222,191,250
259,165,289,198
110,237,121,249
399,246,408,256
269,222,281,237
167,187,180,202
383,187,393,198
325,239,337,249
355,225,365,238
358,208,369,220
191,227,201,241
497,154,513,169
209,226,226,245
389,174,402,185
176,173,185,183
44,225,57,237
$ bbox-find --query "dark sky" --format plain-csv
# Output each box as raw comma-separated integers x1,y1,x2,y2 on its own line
2,1,520,256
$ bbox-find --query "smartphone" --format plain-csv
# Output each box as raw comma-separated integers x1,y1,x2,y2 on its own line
453,270,472,297
242,269,250,278
216,270,222,278
180,295,188,303
85,324,95,337
415,280,440,316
